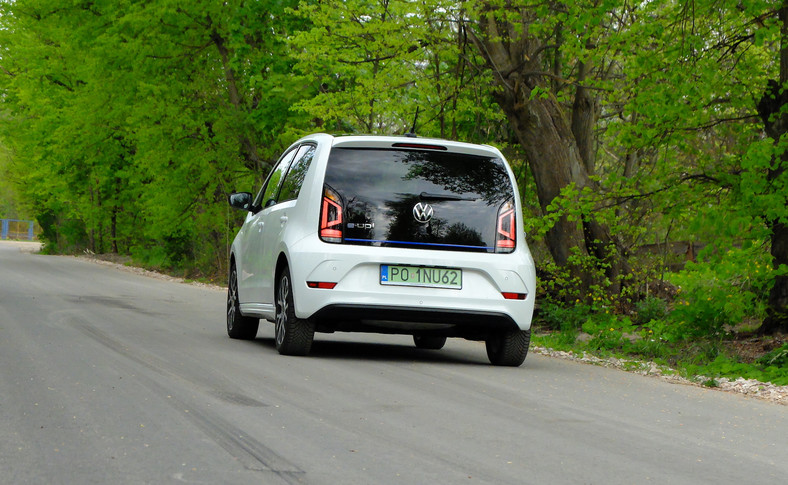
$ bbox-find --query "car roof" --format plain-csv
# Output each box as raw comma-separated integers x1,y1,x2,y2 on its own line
295,133,503,158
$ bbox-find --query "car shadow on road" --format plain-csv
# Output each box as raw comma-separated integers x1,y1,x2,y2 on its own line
252,337,490,366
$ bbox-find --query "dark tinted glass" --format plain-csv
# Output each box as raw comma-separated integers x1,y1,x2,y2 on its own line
324,148,514,252
255,148,297,208
279,145,316,202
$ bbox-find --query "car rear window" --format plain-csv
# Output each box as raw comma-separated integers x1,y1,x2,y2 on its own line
323,147,515,252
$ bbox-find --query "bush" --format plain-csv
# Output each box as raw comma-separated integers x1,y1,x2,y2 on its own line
635,296,669,325
667,245,772,339
758,344,788,368
583,315,634,352
537,301,591,333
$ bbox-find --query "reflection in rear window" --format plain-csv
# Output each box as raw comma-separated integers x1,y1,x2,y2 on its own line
323,148,514,252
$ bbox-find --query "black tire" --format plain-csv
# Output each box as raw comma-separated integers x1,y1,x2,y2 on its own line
485,329,530,367
275,266,315,356
227,263,259,340
413,335,447,350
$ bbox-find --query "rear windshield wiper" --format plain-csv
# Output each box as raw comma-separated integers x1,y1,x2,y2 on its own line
419,192,478,202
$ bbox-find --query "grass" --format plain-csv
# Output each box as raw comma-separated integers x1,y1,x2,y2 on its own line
531,324,788,387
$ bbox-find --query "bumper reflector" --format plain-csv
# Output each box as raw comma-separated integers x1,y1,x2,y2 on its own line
502,292,526,300
308,281,337,289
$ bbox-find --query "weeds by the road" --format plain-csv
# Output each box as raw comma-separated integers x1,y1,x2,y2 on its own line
533,300,788,387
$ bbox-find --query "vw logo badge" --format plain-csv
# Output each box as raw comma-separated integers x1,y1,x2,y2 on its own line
413,202,434,223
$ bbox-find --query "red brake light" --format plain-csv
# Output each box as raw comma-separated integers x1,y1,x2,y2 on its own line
495,200,516,253
320,185,343,243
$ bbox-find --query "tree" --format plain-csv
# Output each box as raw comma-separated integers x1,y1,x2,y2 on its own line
288,0,506,141
599,0,787,333
0,0,315,274
464,1,630,295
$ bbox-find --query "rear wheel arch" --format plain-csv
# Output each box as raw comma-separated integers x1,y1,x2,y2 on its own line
229,253,237,277
274,252,291,308
275,253,289,285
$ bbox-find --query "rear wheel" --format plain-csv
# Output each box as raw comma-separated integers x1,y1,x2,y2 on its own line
227,263,259,340
486,330,530,367
413,335,447,350
275,266,315,356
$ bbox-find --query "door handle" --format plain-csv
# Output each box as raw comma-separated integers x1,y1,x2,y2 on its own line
280,216,288,224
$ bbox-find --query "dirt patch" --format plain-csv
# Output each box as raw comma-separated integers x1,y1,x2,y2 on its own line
726,333,787,364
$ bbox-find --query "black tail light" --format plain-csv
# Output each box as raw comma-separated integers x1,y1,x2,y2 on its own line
495,199,516,253
320,185,343,243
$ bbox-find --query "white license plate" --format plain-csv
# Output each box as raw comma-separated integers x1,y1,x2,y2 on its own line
380,265,462,289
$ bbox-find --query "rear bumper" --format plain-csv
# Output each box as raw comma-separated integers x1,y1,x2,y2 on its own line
287,237,536,334
308,303,520,339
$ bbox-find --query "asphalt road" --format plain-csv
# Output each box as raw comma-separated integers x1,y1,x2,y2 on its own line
1,241,786,485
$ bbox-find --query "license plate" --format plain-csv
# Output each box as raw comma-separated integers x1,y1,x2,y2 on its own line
380,265,462,289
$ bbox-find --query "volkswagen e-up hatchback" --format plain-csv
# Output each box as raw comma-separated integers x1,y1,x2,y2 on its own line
227,134,536,366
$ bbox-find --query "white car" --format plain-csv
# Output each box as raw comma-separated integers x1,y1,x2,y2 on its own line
227,134,536,366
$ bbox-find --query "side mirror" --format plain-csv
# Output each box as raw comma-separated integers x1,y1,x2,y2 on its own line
228,192,253,211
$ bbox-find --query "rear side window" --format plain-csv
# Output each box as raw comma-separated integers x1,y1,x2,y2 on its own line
279,145,316,202
321,148,515,253
254,144,316,209
255,148,297,208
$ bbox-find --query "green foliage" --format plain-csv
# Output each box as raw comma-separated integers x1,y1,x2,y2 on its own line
0,0,314,273
757,344,788,368
582,315,636,353
686,354,788,387
288,0,503,141
635,296,669,325
533,330,581,353
0,145,25,219
537,301,589,333
537,294,671,359
667,245,773,339
535,309,788,386
537,246,619,303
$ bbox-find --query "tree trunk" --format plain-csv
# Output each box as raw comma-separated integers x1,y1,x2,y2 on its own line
572,61,596,175
763,220,788,334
